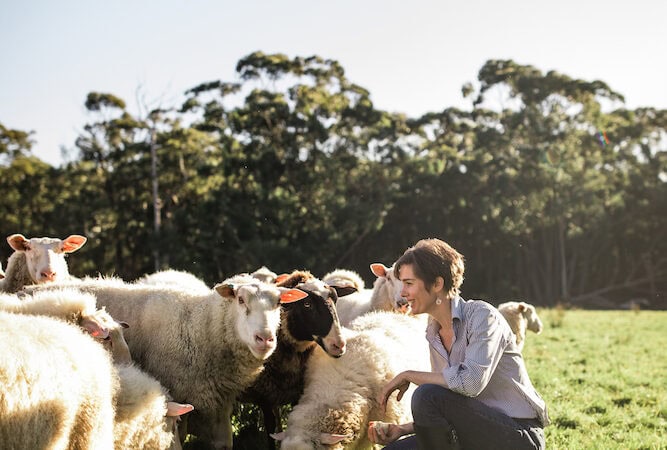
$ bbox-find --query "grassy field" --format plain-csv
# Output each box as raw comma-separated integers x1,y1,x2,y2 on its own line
525,307,667,450
202,308,667,449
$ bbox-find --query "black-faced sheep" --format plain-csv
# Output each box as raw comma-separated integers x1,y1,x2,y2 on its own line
0,310,118,450
239,270,347,443
323,263,408,327
0,233,87,293
497,301,544,352
272,311,430,450
24,274,307,450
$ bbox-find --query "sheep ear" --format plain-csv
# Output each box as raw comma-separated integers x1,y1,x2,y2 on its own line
279,288,308,304
332,285,358,297
117,320,130,329
274,273,290,284
166,402,194,417
319,433,352,444
518,303,527,312
214,283,235,298
80,317,109,339
270,432,286,441
7,234,30,252
370,263,388,278
62,235,87,253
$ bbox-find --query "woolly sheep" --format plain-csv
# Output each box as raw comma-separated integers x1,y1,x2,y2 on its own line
0,288,132,364
135,269,210,293
0,233,87,293
251,265,279,284
497,301,544,352
240,270,347,441
114,363,194,450
25,274,308,450
272,311,430,450
0,310,117,450
324,263,408,327
18,288,195,449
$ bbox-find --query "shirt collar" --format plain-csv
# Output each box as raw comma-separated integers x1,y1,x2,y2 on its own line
451,295,463,322
426,295,464,338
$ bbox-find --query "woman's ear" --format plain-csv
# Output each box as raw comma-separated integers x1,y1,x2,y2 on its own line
433,276,445,293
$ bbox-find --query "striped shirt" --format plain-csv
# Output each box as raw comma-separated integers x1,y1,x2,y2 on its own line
427,296,550,426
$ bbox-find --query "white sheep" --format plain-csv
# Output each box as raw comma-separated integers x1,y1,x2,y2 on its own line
497,301,544,352
25,274,308,450
0,288,132,364
114,363,194,450
324,263,408,327
272,311,430,450
251,265,279,283
0,233,87,293
0,310,118,450
135,269,210,293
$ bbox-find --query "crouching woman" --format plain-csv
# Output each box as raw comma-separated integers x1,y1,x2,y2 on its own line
369,238,549,450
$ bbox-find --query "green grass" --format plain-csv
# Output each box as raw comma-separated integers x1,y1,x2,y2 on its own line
526,308,667,450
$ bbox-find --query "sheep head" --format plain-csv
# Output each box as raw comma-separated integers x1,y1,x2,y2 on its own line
6,234,87,284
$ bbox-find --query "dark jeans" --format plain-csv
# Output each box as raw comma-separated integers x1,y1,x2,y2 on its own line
384,384,545,450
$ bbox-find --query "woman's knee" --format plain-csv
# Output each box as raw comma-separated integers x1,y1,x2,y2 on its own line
411,384,453,423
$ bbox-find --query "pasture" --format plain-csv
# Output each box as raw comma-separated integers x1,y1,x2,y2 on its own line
524,307,666,450
226,307,667,449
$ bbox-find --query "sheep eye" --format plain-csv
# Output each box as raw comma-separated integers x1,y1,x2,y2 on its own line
238,297,245,305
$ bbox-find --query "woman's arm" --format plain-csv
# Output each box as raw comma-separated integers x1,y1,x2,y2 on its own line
378,370,447,412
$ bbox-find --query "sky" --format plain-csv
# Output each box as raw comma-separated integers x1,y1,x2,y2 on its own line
1,0,666,167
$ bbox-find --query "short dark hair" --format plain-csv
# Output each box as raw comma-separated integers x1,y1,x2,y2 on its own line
395,238,465,298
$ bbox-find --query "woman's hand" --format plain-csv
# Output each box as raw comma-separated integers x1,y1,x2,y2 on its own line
367,421,412,445
378,371,412,412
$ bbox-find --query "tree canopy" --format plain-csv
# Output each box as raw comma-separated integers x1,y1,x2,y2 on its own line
1,54,665,308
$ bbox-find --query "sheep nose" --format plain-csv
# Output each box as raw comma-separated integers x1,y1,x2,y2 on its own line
255,332,275,345
332,338,346,356
41,270,56,281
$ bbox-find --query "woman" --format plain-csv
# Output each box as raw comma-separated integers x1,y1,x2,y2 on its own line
369,238,548,450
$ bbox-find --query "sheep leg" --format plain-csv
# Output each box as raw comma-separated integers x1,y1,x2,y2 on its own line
260,403,280,450
188,404,235,450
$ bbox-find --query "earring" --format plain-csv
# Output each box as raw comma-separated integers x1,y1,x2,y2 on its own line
435,298,442,305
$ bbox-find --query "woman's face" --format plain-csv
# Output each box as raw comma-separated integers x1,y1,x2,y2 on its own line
398,263,437,315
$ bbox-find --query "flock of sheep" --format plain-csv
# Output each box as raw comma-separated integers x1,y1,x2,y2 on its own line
0,233,543,450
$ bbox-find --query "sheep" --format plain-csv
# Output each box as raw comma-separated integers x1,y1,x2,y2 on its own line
135,269,210,293
272,311,431,450
0,290,192,450
239,270,347,443
114,363,194,450
0,233,87,293
0,310,118,450
497,301,544,352
24,274,308,450
323,263,408,327
251,265,279,283
0,288,132,364
0,261,4,279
